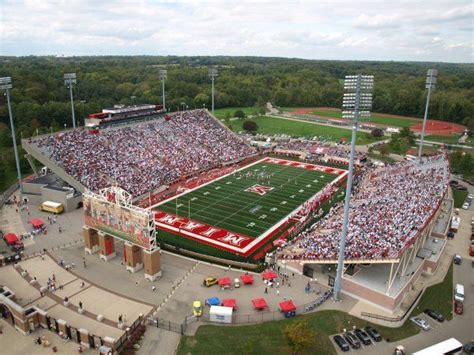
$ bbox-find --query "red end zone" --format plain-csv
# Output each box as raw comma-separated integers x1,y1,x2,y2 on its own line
154,157,347,256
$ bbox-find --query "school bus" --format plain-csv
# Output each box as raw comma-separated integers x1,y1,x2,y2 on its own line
39,201,64,214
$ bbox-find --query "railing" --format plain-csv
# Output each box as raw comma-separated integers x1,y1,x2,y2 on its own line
0,183,19,208
147,316,186,335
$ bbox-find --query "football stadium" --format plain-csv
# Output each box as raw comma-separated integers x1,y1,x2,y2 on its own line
22,104,452,311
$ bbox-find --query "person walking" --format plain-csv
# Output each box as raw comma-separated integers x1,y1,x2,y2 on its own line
83,257,86,268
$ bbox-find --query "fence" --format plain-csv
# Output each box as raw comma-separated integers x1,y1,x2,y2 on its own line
147,316,187,335
197,288,334,325
0,183,19,209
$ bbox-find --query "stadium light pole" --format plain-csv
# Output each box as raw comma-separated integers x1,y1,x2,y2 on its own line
159,69,167,111
0,77,23,193
209,67,218,114
333,75,374,301
417,69,437,162
64,73,77,129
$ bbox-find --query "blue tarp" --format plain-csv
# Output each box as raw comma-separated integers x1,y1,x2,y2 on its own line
206,297,220,306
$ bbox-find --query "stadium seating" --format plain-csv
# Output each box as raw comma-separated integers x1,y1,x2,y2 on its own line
33,110,256,196
280,154,449,261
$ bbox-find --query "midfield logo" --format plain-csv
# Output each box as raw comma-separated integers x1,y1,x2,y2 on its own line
245,184,274,196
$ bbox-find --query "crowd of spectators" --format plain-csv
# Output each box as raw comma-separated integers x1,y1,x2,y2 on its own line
273,138,366,161
280,154,449,261
33,110,256,197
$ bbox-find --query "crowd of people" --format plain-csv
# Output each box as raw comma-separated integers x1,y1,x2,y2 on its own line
33,110,256,197
280,154,449,261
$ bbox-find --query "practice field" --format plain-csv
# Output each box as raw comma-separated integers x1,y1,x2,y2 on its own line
233,116,382,145
153,157,346,256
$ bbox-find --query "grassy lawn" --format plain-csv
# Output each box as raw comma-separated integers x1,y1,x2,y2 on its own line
411,264,454,321
426,134,474,147
309,109,418,128
229,116,383,145
178,261,455,354
213,107,265,120
452,188,468,208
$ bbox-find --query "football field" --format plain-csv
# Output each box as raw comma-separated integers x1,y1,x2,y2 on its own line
153,157,346,256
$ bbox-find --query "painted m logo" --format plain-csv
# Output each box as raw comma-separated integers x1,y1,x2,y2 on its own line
245,184,274,196
218,233,250,247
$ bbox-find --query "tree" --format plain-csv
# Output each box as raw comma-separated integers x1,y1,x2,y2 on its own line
284,320,316,354
242,120,258,133
371,128,384,138
234,110,246,119
398,127,416,145
379,144,390,157
194,93,209,108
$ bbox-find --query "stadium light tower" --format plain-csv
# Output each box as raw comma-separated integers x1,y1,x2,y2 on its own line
0,77,23,193
159,69,167,111
334,75,374,301
417,69,438,162
64,73,77,129
209,67,218,114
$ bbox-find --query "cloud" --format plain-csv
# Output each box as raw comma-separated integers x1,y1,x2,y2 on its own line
354,14,401,30
0,0,472,62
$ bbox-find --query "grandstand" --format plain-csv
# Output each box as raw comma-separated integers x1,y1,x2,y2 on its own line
278,154,450,311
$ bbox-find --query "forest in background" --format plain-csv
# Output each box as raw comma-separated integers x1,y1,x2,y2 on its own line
0,56,472,189
0,56,473,140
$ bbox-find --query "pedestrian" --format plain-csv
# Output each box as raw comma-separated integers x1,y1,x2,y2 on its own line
79,301,83,309
276,290,280,296
83,257,86,268
152,285,156,292
264,287,268,294
52,274,56,282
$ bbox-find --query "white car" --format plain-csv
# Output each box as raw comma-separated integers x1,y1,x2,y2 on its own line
462,202,470,210
410,316,432,331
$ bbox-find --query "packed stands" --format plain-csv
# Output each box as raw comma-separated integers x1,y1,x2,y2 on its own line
32,110,256,197
280,154,449,261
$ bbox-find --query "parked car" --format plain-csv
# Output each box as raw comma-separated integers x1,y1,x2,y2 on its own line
453,255,462,265
333,335,350,352
354,328,372,345
365,326,382,342
410,317,431,331
470,245,474,257
423,309,444,322
454,300,464,315
454,184,468,191
344,331,361,349
463,341,474,354
455,284,465,303
463,202,470,210
203,277,218,287
449,180,459,186
447,231,455,239
192,300,203,317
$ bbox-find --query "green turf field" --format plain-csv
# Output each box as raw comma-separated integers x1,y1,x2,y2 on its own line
232,116,383,145
309,109,418,128
155,160,337,238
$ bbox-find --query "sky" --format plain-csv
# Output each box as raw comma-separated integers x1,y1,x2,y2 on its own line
0,0,472,62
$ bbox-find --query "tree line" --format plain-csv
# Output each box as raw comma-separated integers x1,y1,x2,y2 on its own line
0,55,472,143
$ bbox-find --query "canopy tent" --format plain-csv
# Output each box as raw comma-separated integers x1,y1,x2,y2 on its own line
252,298,268,310
240,274,254,285
30,218,44,229
261,270,278,281
218,277,232,287
4,233,18,244
279,300,296,313
221,298,237,310
206,297,220,306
